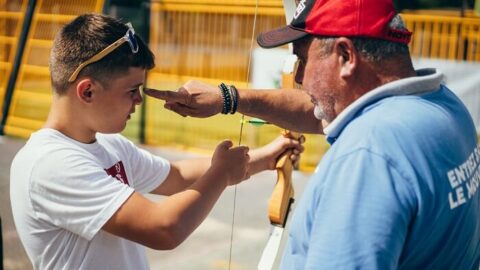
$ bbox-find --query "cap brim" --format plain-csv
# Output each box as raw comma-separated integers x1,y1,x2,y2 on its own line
257,25,308,49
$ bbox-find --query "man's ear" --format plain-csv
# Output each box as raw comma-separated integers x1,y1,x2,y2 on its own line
76,79,94,103
334,37,358,79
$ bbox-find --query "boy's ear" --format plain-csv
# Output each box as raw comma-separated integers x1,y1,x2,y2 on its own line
76,79,94,103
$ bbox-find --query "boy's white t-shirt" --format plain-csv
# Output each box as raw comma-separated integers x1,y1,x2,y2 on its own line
10,129,170,269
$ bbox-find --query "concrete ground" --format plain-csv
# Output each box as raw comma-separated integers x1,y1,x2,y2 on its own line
0,135,311,270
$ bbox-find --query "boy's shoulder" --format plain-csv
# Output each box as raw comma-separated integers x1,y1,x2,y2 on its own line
12,129,89,170
25,129,128,150
13,129,135,173
13,129,111,171
23,128,87,154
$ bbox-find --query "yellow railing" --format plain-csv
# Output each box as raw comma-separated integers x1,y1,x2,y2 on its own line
145,2,480,170
2,0,105,138
404,13,480,61
146,1,327,171
153,0,284,15
0,0,27,123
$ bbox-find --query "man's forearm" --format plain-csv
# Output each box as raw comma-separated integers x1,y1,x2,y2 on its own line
237,88,323,134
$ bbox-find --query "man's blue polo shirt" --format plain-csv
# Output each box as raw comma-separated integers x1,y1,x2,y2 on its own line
281,69,480,269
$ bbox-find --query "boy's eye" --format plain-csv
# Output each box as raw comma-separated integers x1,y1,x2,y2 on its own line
129,89,139,95
128,85,143,97
129,85,144,95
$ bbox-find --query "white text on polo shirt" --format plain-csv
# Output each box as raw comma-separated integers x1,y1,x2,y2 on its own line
447,144,480,209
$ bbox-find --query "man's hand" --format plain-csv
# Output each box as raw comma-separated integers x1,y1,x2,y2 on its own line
144,80,223,118
249,134,305,174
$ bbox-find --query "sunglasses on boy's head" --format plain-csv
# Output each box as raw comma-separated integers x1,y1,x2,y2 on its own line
68,22,139,83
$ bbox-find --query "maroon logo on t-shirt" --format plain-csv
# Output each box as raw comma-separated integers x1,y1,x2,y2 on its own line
105,161,130,186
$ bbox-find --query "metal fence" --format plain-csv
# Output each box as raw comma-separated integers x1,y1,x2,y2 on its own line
405,13,480,61
0,0,28,127
144,1,480,170
1,0,104,138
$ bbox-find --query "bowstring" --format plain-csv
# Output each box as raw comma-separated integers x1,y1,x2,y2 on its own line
228,0,259,269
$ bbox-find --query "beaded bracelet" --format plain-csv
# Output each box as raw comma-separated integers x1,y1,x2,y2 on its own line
218,83,232,114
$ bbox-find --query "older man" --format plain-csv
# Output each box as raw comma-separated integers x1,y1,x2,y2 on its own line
145,0,480,268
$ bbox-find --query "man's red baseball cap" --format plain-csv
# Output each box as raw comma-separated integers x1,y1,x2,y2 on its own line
257,0,412,48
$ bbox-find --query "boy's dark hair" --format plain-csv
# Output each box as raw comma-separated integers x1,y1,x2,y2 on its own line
49,13,155,94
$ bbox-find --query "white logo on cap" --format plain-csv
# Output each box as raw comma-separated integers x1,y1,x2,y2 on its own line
294,0,307,19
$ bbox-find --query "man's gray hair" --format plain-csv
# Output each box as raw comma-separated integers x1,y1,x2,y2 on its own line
317,14,411,62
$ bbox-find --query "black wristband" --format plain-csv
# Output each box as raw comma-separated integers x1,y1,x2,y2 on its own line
229,85,238,114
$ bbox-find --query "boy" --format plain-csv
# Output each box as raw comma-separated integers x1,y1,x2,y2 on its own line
10,13,304,269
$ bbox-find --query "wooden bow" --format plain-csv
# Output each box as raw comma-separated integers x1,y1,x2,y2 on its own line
234,1,301,269
258,60,302,270
269,130,301,227
269,0,301,221
258,1,301,269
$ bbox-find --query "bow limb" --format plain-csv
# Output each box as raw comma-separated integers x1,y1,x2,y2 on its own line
258,130,301,270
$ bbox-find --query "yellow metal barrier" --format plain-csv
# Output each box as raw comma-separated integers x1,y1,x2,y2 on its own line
146,2,480,171
3,0,104,138
0,0,27,123
404,13,480,61
146,1,327,171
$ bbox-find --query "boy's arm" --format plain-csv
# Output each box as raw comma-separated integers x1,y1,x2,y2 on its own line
102,136,303,250
150,135,304,196
103,169,228,250
150,158,211,196
103,141,249,250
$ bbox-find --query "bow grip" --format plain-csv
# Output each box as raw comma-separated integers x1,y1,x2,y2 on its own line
268,131,301,226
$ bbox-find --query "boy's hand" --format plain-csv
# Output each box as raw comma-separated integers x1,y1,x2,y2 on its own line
211,140,250,186
143,80,222,118
250,135,305,173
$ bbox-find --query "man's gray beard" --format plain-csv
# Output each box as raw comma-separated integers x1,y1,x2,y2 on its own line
314,105,325,120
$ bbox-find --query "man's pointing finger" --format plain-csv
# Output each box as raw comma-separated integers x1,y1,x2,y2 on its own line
143,87,186,103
